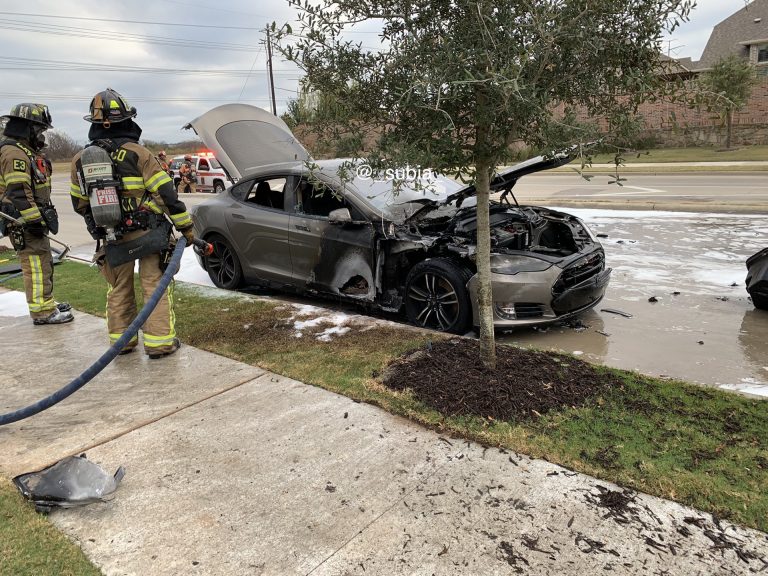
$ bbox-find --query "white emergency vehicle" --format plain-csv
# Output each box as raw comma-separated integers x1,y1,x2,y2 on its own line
169,152,231,193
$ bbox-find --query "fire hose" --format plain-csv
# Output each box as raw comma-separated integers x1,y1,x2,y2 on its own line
0,234,213,426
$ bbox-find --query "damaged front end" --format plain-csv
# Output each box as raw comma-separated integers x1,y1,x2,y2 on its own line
403,199,611,328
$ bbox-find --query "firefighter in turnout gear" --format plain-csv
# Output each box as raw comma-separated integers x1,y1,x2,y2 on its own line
178,154,196,194
71,88,196,358
0,103,73,325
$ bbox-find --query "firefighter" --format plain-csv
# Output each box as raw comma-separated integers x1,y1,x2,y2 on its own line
178,154,196,194
157,150,171,177
70,88,196,358
0,103,73,325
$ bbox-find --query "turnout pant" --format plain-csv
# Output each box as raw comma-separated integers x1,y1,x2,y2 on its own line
100,251,177,355
178,179,196,194
19,231,56,320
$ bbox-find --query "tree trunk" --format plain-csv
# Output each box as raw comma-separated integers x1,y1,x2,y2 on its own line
725,109,732,149
474,159,496,370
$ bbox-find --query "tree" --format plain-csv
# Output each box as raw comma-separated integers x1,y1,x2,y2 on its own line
44,130,81,161
698,55,757,149
277,0,693,368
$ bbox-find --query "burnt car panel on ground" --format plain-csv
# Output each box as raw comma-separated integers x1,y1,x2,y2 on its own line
746,248,768,311
188,104,611,333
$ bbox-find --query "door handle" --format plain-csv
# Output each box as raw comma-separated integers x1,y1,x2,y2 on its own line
294,225,310,232
232,213,246,220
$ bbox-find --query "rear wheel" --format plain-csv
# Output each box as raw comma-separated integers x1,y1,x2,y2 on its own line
213,180,225,194
205,234,243,290
404,258,472,334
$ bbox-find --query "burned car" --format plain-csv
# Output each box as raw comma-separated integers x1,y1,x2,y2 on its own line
186,104,611,333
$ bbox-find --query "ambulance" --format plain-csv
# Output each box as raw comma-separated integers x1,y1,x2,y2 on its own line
169,152,232,193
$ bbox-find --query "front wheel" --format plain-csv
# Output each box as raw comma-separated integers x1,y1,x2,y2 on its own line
404,258,472,334
213,180,225,194
205,234,243,290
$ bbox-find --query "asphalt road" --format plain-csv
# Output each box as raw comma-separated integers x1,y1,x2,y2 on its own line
513,172,768,211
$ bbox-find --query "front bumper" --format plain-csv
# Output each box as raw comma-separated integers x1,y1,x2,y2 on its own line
467,258,611,329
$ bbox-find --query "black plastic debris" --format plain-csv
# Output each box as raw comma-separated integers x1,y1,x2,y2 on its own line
13,454,125,513
648,296,659,303
600,308,633,318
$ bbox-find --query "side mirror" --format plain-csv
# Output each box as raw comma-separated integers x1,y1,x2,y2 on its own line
328,208,352,224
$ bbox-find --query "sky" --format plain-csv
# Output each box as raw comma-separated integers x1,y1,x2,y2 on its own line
0,0,752,144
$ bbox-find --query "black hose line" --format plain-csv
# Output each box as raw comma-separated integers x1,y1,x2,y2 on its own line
0,271,24,284
0,237,188,426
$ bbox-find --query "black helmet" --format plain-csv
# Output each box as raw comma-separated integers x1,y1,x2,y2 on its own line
1,103,53,128
84,88,137,126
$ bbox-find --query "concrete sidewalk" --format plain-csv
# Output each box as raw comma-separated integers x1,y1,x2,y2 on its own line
1,301,766,575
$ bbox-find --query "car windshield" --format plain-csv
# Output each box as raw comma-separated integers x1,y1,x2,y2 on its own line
351,174,466,222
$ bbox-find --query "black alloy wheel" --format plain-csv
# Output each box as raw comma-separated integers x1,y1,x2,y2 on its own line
404,258,472,334
206,234,243,290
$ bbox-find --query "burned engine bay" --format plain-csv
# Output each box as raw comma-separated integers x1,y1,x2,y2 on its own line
407,201,596,259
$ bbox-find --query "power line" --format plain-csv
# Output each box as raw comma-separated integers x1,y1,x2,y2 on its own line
0,11,266,30
0,92,275,103
0,56,301,77
0,18,261,51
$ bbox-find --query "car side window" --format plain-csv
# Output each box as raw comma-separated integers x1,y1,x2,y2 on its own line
295,179,348,218
198,158,210,171
244,178,287,210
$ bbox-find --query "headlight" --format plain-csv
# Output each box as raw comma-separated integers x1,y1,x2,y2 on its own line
491,254,553,275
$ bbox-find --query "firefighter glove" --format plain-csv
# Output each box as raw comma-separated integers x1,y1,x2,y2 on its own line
180,227,195,246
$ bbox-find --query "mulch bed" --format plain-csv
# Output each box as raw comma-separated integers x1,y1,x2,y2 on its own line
380,338,621,421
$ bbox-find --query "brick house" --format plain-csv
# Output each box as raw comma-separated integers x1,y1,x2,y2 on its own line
638,0,768,146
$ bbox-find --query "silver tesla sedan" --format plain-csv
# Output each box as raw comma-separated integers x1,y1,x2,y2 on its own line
186,104,610,334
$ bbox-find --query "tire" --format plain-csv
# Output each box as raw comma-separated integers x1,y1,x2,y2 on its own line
404,258,472,334
205,234,243,290
213,180,225,194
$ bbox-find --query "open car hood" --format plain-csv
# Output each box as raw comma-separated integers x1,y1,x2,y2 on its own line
451,148,575,202
405,148,576,223
184,103,310,180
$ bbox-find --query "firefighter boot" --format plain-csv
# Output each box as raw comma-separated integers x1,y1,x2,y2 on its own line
33,308,74,325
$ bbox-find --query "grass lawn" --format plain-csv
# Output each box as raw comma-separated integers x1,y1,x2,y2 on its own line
588,145,768,164
1,260,766,571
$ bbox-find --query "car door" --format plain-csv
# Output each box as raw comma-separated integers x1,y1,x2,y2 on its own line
226,177,293,286
197,157,210,189
288,176,377,300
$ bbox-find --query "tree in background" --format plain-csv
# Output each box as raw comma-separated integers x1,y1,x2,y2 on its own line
697,55,757,149
43,130,81,161
277,0,693,368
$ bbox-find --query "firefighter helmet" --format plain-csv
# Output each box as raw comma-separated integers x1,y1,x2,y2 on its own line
84,88,137,126
1,103,53,128
158,150,166,158
184,154,192,161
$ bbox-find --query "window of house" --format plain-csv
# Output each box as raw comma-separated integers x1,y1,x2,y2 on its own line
758,44,768,63
244,178,286,210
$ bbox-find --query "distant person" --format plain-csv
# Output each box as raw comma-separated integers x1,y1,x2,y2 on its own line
70,88,197,358
0,103,72,325
178,154,197,194
157,150,171,177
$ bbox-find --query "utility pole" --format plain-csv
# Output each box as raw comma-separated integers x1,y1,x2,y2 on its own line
266,26,277,116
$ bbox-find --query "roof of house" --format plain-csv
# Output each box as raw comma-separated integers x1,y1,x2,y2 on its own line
697,0,768,68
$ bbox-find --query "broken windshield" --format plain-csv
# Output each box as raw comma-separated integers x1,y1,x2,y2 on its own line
352,174,465,222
